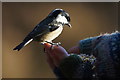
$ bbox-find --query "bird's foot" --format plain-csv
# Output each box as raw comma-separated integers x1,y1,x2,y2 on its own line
41,42,46,45
45,41,61,50
41,41,61,52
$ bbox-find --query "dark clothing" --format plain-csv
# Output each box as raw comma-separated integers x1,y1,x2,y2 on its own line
54,32,120,80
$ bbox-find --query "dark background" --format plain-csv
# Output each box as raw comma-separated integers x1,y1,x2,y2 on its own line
2,2,119,78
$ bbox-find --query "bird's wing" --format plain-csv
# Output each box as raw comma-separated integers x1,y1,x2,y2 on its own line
23,17,54,42
23,25,50,42
13,25,51,51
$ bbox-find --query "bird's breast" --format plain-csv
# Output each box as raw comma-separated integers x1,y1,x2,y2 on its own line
41,26,63,42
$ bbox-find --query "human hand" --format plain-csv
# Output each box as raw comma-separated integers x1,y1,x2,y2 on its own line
68,45,80,54
44,43,69,70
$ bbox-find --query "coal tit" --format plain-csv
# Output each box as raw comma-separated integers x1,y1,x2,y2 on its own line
13,9,71,51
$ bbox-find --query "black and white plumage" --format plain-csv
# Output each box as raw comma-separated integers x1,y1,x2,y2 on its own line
13,9,71,51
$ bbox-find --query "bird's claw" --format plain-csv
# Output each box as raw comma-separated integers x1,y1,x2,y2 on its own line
51,42,61,46
41,41,61,52
45,41,61,50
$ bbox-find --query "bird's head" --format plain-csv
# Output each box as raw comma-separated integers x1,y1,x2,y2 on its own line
48,9,71,27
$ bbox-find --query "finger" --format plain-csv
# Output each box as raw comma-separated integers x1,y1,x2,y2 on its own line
68,45,80,54
50,45,69,67
44,43,69,67
44,43,55,58
53,45,69,57
45,51,56,70
44,43,68,56
44,43,56,69
44,43,52,50
44,43,53,56
44,43,59,67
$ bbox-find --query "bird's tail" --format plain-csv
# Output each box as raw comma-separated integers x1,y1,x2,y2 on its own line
13,39,33,51
13,42,25,51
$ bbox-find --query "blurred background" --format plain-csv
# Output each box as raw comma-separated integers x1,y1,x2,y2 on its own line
0,1,2,79
2,2,119,78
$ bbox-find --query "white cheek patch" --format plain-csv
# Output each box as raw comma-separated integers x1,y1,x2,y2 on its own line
56,14,68,24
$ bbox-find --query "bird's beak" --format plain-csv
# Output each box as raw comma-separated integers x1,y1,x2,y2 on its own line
66,23,72,28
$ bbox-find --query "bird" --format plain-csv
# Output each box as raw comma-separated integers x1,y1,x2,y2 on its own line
13,8,71,51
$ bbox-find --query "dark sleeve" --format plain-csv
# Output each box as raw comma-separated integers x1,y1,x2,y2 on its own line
79,32,120,79
79,36,102,55
58,54,94,79
92,32,120,79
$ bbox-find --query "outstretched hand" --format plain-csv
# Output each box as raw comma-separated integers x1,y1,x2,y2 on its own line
44,43,69,70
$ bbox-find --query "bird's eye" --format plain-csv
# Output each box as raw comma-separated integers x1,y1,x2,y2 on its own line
65,16,70,22
61,12,70,22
